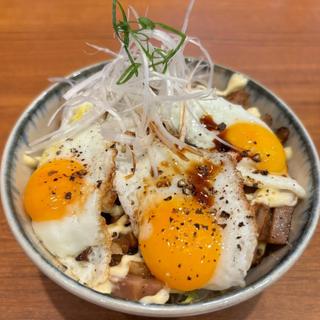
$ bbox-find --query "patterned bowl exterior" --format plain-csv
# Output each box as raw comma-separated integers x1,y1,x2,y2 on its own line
1,61,319,317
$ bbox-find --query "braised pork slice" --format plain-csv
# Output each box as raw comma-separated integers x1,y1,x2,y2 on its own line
112,275,164,301
226,89,250,108
129,261,153,278
112,232,138,255
268,206,294,244
253,203,272,242
276,127,290,145
261,113,273,127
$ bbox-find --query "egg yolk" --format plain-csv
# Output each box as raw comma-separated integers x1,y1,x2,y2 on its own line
139,196,221,291
23,159,86,221
222,122,287,174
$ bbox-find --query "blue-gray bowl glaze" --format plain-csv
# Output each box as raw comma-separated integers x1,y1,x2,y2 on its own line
1,61,319,317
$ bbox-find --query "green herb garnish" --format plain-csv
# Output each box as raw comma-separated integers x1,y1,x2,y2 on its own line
112,0,186,84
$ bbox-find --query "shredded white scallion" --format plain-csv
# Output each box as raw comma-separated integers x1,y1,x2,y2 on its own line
27,0,232,159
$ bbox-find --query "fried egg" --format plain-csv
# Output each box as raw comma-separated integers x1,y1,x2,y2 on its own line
114,141,257,291
23,122,115,289
159,94,306,206
160,95,287,175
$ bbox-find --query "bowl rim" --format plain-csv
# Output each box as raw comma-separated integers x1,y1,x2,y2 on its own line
1,61,320,317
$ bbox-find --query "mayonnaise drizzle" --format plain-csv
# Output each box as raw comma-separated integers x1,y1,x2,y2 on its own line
216,73,248,96
246,107,261,118
139,288,170,304
108,214,132,236
109,254,142,279
250,187,298,208
23,154,40,168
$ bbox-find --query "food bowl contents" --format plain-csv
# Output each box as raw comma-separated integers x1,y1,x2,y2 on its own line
22,0,306,304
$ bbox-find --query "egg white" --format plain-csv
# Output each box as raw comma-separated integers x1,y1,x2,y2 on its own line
237,158,306,199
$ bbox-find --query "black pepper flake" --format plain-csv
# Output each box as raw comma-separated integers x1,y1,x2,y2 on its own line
252,153,261,162
194,223,200,229
164,196,172,201
184,208,190,215
182,185,195,195
53,178,58,182
156,179,171,188
218,223,227,229
178,264,181,268
169,217,174,223
197,164,209,177
253,169,269,176
187,276,192,281
217,122,227,131
64,192,72,200
240,150,249,157
220,211,230,219
238,222,245,227
75,247,92,262
177,179,187,187
237,244,242,251
96,180,102,188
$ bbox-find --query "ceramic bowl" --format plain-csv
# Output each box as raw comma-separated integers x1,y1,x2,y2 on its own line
1,61,319,317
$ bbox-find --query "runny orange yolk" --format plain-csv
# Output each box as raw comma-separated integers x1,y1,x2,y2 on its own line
222,122,287,174
139,196,221,291
23,159,86,221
